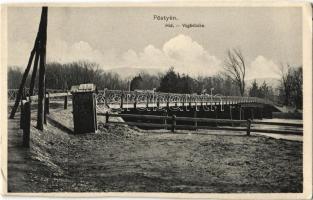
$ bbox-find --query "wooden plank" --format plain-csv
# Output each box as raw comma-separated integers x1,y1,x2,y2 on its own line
175,125,248,132
107,120,302,135
29,92,71,101
49,92,71,98
175,116,246,124
250,128,303,135
102,113,246,124
108,121,169,128
106,113,169,120
252,121,303,127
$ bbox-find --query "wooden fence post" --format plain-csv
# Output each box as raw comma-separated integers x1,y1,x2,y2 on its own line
20,100,25,129
64,95,68,110
45,92,49,114
246,119,251,136
23,101,31,147
105,111,109,123
171,114,176,133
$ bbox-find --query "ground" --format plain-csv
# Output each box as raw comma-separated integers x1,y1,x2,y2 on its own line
7,106,303,193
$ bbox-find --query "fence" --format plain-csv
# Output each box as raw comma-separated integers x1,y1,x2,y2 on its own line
100,112,303,136
19,92,71,147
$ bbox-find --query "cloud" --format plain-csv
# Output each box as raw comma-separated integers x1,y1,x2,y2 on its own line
247,56,280,80
161,34,221,76
10,34,223,77
47,39,105,65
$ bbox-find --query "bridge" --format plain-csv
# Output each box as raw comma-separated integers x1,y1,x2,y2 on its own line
9,86,302,144
8,88,274,109
8,88,277,120
96,90,273,109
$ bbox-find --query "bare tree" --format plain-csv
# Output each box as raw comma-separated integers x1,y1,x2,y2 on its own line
279,63,292,106
223,48,246,96
278,63,303,108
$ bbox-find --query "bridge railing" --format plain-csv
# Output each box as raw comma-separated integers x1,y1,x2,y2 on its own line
100,112,303,136
8,89,275,109
96,89,274,108
8,88,66,102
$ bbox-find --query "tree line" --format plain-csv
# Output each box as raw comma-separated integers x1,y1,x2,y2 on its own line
8,61,129,91
277,65,302,109
8,49,303,109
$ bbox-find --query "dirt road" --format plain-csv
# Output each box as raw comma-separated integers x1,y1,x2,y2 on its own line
7,109,302,193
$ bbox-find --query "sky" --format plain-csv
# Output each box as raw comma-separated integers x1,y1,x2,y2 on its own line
7,6,302,80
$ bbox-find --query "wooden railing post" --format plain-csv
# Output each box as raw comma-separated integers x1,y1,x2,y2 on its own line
104,88,108,106
105,111,109,123
167,93,170,109
246,119,251,136
146,92,149,108
64,95,68,110
156,95,160,108
171,114,176,133
134,91,137,109
164,110,168,129
120,91,124,109
23,101,31,147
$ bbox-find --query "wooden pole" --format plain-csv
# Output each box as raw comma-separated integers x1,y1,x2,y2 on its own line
246,119,251,136
171,114,176,133
120,91,124,109
64,95,68,109
134,91,137,109
36,7,48,130
156,95,159,108
23,101,31,147
29,52,40,96
193,108,198,130
9,46,37,119
9,7,47,119
20,100,25,129
45,92,50,114
164,110,168,129
167,93,170,110
105,111,109,123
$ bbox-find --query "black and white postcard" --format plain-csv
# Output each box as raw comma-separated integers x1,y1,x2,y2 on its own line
0,1,312,199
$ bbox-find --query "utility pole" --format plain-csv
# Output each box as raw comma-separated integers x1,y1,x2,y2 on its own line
36,7,48,130
9,7,48,121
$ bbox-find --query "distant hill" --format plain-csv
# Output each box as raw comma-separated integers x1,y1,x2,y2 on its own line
105,67,164,80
